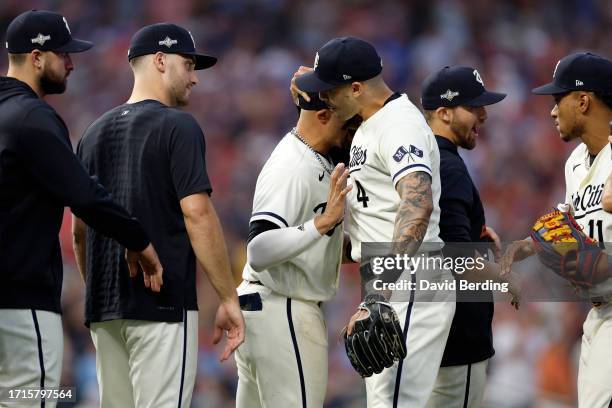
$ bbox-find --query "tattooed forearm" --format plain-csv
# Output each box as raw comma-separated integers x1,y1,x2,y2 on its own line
392,171,433,255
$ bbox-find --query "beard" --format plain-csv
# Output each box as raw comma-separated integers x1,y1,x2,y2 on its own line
450,118,476,150
39,67,67,95
168,77,191,107
39,69,67,95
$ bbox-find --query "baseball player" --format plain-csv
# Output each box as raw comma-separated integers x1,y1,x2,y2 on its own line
72,23,244,408
503,52,612,407
420,66,506,407
0,10,162,408
602,127,612,212
294,37,455,408
235,92,353,408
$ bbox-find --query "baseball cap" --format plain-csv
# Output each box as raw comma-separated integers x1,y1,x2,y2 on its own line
421,66,506,110
297,92,328,111
128,23,216,70
532,52,612,95
5,10,92,53
296,37,383,93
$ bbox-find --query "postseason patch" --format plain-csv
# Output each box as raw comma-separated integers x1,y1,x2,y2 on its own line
409,145,423,158
393,146,409,162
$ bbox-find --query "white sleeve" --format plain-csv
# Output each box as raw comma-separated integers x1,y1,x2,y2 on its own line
562,155,575,212
247,219,323,271
379,120,434,188
250,166,307,228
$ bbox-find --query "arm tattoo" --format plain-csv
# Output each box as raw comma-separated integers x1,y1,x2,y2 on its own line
391,171,433,255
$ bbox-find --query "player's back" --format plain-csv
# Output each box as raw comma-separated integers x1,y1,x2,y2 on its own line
347,94,442,261
78,100,211,324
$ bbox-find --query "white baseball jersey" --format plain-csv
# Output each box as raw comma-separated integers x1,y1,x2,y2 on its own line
564,142,612,298
347,94,443,261
242,132,343,302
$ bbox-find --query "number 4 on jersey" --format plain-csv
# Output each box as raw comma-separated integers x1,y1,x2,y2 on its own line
355,180,369,208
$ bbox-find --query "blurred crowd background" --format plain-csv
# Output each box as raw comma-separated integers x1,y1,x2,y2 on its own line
2,0,612,406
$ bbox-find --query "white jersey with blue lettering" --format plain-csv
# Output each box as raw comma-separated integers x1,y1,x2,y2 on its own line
345,93,454,408
564,141,612,298
563,142,612,408
347,93,443,262
242,132,343,302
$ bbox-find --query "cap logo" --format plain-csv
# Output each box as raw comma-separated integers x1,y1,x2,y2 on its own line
473,69,484,86
553,60,561,78
314,52,319,70
576,80,584,86
31,33,51,46
62,17,72,34
440,89,459,101
343,74,352,80
159,36,178,48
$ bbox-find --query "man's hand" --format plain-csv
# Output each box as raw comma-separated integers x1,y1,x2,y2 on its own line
125,243,164,292
212,298,246,362
315,163,351,234
346,308,369,335
500,239,536,277
482,226,502,261
290,66,313,105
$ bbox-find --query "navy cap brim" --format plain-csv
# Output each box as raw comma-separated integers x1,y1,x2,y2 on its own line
54,38,93,53
531,82,568,95
188,53,217,70
467,91,506,106
296,71,342,93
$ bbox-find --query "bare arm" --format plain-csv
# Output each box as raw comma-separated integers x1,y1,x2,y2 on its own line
72,215,87,282
181,193,245,361
391,171,434,255
181,193,236,301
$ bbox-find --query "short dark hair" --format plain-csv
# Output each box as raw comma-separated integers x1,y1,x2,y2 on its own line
593,92,612,110
8,53,27,65
422,109,435,123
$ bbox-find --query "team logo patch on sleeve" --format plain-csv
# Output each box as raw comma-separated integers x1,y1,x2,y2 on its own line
393,146,409,162
409,145,423,158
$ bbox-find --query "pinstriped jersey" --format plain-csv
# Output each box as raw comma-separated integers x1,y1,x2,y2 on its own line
347,94,443,262
564,142,612,298
242,133,343,302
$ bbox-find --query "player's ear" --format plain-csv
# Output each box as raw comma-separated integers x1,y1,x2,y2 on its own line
153,52,166,73
351,82,363,97
30,50,43,71
316,108,332,124
437,107,451,124
577,92,591,114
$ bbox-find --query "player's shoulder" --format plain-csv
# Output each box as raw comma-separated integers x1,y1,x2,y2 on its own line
257,134,310,184
20,100,69,138
564,142,587,170
263,132,305,167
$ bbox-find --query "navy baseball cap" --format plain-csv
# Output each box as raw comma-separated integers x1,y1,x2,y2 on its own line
297,92,328,111
128,23,216,70
421,66,506,110
296,37,383,93
532,52,612,95
5,10,92,53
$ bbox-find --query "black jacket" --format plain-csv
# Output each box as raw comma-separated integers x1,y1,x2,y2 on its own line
436,136,495,366
0,77,149,313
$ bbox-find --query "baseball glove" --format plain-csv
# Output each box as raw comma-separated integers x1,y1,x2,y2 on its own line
343,294,406,378
530,209,603,287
